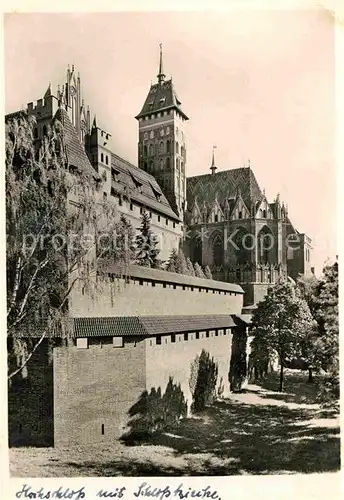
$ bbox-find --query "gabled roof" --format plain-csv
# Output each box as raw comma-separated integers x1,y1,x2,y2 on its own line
53,107,99,180
187,167,263,218
111,153,180,221
135,79,189,120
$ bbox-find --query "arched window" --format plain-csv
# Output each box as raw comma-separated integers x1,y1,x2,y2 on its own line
166,157,171,170
105,155,108,165
144,145,147,156
166,140,171,153
176,141,179,154
258,226,274,264
101,153,104,163
160,159,164,170
181,161,184,174
263,209,267,218
149,144,154,156
212,233,223,267
181,145,184,158
176,158,180,170
233,227,251,265
160,141,164,153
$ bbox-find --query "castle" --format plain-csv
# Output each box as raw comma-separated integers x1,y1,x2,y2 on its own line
7,47,312,307
6,48,313,447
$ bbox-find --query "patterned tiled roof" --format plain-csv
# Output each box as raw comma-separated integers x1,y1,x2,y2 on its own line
111,152,180,221
73,314,237,338
135,79,188,120
53,108,100,180
187,167,263,217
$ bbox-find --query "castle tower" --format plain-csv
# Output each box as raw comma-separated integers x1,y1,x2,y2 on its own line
135,44,189,219
87,116,113,196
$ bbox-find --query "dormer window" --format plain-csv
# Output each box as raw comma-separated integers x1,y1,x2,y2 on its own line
130,173,143,193
111,167,120,182
150,182,162,202
160,97,166,104
263,210,267,218
238,211,243,219
214,214,218,222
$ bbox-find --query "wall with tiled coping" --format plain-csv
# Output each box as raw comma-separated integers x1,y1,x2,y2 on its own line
70,265,244,318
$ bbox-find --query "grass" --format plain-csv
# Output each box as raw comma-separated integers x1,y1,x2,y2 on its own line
9,370,340,477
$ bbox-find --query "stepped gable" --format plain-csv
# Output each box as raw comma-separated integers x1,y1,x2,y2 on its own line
53,107,99,180
111,152,180,221
187,167,263,217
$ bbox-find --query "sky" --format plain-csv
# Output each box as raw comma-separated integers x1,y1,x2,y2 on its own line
4,8,336,273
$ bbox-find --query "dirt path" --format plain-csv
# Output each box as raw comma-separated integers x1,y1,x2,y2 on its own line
10,372,340,477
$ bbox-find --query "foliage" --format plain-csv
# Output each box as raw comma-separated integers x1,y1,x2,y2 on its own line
186,257,195,276
166,249,178,273
135,211,160,268
250,279,316,391
175,249,188,274
124,377,188,439
204,265,213,280
6,113,119,379
194,262,205,279
190,349,219,413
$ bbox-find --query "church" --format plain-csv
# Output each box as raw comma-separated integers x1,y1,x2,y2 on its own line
7,46,313,307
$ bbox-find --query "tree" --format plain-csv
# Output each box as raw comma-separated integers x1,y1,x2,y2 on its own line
186,257,195,276
135,211,160,268
115,215,136,266
250,279,316,391
194,262,205,278
175,249,188,274
204,265,213,280
6,112,120,380
166,249,178,273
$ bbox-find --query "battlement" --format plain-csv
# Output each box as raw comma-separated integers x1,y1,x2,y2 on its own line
27,95,59,119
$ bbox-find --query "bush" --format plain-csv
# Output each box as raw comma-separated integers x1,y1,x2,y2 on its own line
190,349,218,413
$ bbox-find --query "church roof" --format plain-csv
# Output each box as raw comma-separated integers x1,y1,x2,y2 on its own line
135,79,189,120
110,153,180,221
53,107,99,180
187,167,263,216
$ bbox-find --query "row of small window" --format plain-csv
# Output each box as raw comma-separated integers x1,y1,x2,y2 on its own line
305,247,311,262
143,157,185,174
139,109,173,122
134,279,236,295
151,329,230,346
142,126,185,141
141,141,185,156
100,153,109,165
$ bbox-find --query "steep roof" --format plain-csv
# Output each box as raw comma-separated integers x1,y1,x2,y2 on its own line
111,152,180,221
135,79,189,120
187,167,263,217
53,107,99,180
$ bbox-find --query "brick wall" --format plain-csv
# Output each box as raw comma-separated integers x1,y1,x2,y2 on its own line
53,338,146,446
70,267,243,318
8,340,53,447
145,330,232,414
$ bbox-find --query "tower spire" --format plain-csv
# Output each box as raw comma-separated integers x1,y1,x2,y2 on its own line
210,145,217,175
157,43,165,84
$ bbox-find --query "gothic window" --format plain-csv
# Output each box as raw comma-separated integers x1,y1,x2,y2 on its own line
166,157,171,170
149,144,154,156
214,214,218,223
181,145,184,158
160,141,164,153
176,158,180,170
144,161,148,171
101,153,104,163
238,211,243,219
181,161,184,174
233,227,250,265
212,233,223,267
166,140,171,153
160,159,164,171
150,161,154,172
105,155,109,165
176,141,179,154
144,145,148,156
258,226,274,264
263,209,267,218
